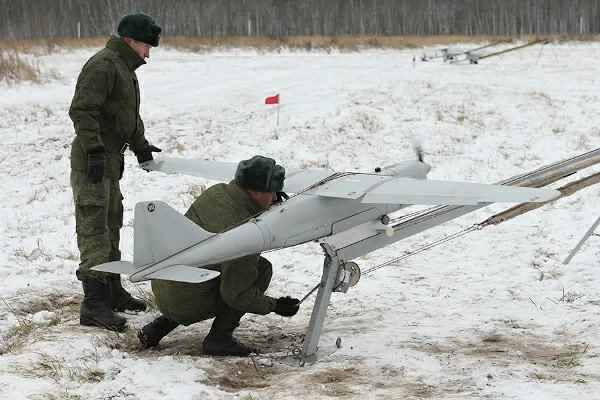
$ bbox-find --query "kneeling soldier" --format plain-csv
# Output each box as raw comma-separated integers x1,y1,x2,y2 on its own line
138,156,300,356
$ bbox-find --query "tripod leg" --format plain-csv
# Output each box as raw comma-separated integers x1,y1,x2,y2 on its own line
563,216,600,265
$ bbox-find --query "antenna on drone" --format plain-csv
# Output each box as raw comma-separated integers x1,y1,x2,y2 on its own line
411,138,424,162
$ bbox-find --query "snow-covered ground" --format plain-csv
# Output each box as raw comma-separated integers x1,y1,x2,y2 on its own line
1,42,600,399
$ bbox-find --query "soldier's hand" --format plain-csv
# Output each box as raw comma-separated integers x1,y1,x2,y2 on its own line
87,150,105,184
274,296,300,317
136,141,162,164
275,191,289,204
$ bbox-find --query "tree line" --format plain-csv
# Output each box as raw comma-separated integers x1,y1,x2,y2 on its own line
1,0,599,39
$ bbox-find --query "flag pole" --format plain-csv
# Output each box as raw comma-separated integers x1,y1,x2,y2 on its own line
276,94,280,127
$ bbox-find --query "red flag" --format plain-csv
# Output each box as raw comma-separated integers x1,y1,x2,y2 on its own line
265,94,279,105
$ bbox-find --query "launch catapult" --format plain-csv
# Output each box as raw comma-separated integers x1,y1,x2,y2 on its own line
95,147,600,363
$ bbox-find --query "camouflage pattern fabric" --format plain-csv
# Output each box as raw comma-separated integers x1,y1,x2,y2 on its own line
152,257,272,328
69,36,149,180
152,182,278,325
71,171,123,280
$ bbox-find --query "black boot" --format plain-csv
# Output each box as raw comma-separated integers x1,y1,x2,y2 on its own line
202,313,257,356
80,278,127,332
109,275,146,312
202,333,257,356
138,316,179,349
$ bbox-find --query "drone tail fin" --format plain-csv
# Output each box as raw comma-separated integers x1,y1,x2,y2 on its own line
131,201,216,269
92,201,216,279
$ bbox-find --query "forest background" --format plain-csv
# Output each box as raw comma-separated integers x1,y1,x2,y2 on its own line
1,0,600,40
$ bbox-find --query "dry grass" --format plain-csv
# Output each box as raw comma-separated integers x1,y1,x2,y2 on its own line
0,292,79,354
20,351,105,387
0,37,104,83
0,316,35,354
239,395,260,400
130,285,158,312
0,37,106,55
1,33,599,82
164,34,516,52
1,34,600,56
0,48,41,83
162,34,600,52
414,333,591,371
93,328,143,353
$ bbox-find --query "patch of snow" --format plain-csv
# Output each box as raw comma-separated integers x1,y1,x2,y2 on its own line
1,42,600,399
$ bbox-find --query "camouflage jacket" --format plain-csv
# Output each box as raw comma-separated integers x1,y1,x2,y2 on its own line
152,182,277,322
69,36,149,179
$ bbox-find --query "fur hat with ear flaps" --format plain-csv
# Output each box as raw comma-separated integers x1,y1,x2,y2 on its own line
117,13,162,47
235,156,285,193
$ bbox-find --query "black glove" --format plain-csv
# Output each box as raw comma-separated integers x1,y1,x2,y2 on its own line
274,296,300,317
87,150,105,184
275,191,289,204
136,141,162,164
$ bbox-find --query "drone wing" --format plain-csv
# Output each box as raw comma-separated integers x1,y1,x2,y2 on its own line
141,158,237,182
142,158,335,194
310,174,559,205
285,168,336,193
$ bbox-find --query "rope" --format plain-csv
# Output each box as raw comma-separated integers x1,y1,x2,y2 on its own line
362,224,479,276
298,224,480,303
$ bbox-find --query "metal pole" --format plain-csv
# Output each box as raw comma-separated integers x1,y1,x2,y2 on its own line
451,39,510,61
302,244,341,363
478,39,546,60
467,39,511,53
480,172,600,227
563,216,600,265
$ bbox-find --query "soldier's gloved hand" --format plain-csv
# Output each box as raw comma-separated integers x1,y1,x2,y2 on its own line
136,141,162,164
274,296,300,317
275,191,289,204
87,150,105,184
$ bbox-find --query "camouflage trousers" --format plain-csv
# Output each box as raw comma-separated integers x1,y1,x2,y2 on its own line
152,258,273,335
71,170,123,281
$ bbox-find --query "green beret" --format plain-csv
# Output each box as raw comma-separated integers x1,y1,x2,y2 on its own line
117,13,162,47
235,156,285,193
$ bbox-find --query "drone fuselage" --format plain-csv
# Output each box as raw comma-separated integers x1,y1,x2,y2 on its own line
129,160,430,281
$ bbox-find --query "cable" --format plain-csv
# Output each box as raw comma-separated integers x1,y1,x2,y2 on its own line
298,224,480,303
362,225,479,276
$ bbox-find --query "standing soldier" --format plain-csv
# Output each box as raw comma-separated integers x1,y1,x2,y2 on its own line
69,14,163,331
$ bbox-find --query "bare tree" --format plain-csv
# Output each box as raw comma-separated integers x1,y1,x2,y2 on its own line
1,0,599,40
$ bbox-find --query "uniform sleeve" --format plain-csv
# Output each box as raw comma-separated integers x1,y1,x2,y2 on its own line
130,114,147,155
68,59,115,152
219,255,277,315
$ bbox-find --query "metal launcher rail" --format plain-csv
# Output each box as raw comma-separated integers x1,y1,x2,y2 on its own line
467,39,547,64
301,147,600,362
